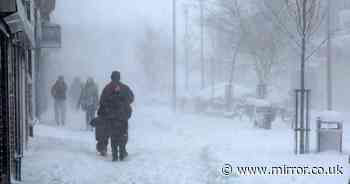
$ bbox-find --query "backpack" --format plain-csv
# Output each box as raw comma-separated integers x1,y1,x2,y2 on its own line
52,82,67,100
80,84,98,110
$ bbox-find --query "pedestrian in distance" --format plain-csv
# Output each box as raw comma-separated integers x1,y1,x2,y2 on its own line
69,76,84,110
51,76,68,126
78,77,99,131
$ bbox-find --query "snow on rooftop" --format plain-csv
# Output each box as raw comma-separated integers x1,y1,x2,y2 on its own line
192,83,253,101
339,9,350,27
246,97,271,107
177,82,253,101
318,111,343,122
178,82,290,107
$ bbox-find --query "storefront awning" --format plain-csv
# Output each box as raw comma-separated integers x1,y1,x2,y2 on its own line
0,0,17,17
3,0,35,48
40,22,61,48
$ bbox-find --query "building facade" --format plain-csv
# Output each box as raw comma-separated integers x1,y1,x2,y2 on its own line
0,0,60,183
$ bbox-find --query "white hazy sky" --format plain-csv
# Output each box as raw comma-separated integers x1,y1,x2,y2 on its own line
46,0,184,94
53,0,174,28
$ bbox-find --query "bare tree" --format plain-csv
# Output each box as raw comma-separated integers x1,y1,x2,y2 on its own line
263,0,327,154
206,0,286,104
238,10,287,99
135,24,172,92
204,0,243,110
184,5,190,91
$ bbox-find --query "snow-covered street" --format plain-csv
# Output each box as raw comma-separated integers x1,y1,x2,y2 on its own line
3,0,350,184
21,105,349,184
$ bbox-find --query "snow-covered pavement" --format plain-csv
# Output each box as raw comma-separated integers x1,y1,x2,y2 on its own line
22,105,349,184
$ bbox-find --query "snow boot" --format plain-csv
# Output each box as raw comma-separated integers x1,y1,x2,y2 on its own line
96,142,107,157
112,144,119,161
100,151,107,157
119,145,127,161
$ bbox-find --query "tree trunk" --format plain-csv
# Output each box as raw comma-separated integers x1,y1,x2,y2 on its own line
326,0,333,110
227,45,239,111
299,0,307,154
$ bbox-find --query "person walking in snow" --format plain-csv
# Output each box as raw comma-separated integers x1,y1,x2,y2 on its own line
97,71,134,161
51,76,68,126
78,77,99,131
69,76,84,110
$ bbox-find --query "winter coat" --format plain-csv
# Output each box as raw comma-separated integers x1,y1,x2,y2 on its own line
92,116,128,142
51,80,67,100
90,116,109,141
79,82,99,111
98,81,134,121
109,119,128,144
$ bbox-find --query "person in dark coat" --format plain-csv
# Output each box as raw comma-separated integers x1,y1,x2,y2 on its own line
97,71,134,161
78,77,99,131
90,116,109,156
51,76,68,126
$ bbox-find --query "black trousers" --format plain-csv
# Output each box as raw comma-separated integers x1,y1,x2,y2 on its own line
110,120,128,160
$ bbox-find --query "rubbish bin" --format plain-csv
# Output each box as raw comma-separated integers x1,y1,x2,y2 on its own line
254,106,274,129
316,118,343,153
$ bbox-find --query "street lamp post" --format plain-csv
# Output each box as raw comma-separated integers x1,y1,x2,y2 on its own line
184,5,189,91
326,0,333,110
172,0,177,111
200,0,204,89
